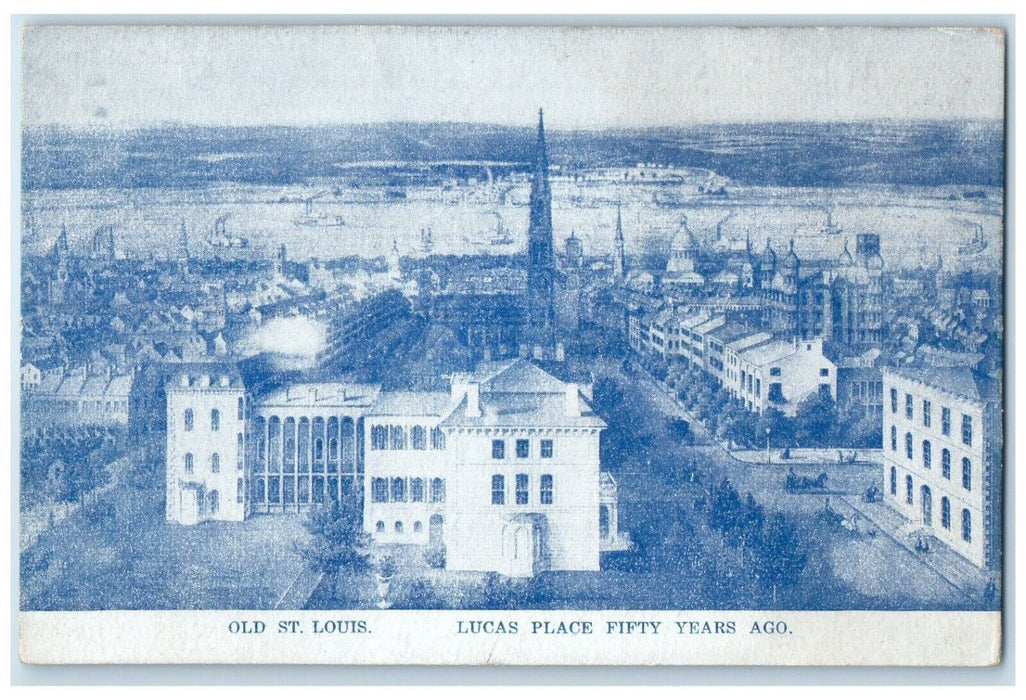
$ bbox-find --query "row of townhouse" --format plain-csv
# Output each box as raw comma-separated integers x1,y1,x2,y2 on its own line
629,306,836,417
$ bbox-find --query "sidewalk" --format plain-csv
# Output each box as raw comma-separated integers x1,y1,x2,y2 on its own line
838,495,994,598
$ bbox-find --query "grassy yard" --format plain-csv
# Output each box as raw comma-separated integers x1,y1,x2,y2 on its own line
21,472,309,611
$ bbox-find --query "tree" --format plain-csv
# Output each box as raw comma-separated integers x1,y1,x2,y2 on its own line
299,501,372,593
751,513,808,605
794,391,838,447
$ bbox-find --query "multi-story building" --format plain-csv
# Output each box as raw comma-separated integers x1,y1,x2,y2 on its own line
881,366,1001,569
163,358,623,577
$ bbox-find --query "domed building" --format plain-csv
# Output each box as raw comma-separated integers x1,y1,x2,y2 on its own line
663,216,705,287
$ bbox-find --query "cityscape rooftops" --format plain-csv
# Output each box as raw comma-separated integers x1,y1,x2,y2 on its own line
887,364,1000,405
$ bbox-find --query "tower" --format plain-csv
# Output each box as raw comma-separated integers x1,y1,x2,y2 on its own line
178,219,191,275
388,238,402,281
48,224,71,304
525,108,556,346
613,204,626,281
275,244,287,278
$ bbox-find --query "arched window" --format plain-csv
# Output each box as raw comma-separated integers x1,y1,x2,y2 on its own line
208,490,219,515
961,509,972,542
211,453,220,473
905,475,913,505
390,425,407,450
237,478,244,503
941,496,950,529
410,478,425,502
391,477,406,502
371,478,388,503
431,427,446,450
431,478,446,503
411,426,427,450
375,521,385,533
211,409,220,432
237,397,244,420
185,452,194,474
905,432,913,460
890,426,897,451
237,433,244,469
184,408,194,432
394,521,403,534
413,521,423,533
314,438,324,462
962,458,972,491
371,425,387,450
491,475,505,505
329,437,338,460
922,440,931,469
889,467,897,495
942,449,951,479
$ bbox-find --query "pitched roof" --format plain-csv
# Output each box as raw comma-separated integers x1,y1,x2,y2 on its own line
369,391,453,417
888,365,1000,405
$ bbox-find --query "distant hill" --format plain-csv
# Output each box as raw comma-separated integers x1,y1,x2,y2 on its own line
22,120,1003,190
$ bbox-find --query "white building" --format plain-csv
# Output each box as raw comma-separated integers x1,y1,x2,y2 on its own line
165,363,247,525
164,359,624,577
881,366,1001,570
731,337,836,416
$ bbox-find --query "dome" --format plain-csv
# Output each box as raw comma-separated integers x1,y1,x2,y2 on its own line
783,239,800,269
838,239,854,266
670,216,699,253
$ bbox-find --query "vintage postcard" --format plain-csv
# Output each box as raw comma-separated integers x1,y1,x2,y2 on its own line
16,24,1004,666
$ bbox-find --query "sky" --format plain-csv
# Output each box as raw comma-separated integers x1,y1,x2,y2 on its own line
20,25,1005,129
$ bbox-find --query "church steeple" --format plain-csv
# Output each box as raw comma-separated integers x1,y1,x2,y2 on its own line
613,203,626,281
526,108,555,345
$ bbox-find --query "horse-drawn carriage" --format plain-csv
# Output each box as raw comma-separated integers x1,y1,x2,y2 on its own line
784,468,828,492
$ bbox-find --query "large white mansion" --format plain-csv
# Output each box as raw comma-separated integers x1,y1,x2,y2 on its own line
165,359,627,577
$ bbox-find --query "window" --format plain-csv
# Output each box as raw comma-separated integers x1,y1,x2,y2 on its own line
962,509,972,542
942,407,951,436
541,439,554,459
923,400,931,428
394,521,403,534
237,433,244,468
890,426,897,451
314,438,323,461
492,439,505,459
329,437,338,460
540,474,553,504
430,427,446,450
516,439,530,459
371,425,387,450
413,521,423,533
905,394,913,420
209,490,219,515
962,458,972,491
430,478,446,503
819,368,829,377
211,409,220,432
889,467,897,495
375,521,385,533
184,408,194,432
906,476,914,505
391,477,407,502
237,397,244,420
390,425,407,450
890,388,898,413
905,432,913,460
516,474,529,505
371,478,388,503
942,449,951,479
211,453,220,473
941,497,951,529
770,367,782,377
237,478,244,503
411,426,427,450
922,440,931,470
410,478,425,503
185,452,194,474
491,475,505,505
962,415,973,446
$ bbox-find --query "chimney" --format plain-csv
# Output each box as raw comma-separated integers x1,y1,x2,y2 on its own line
565,383,580,417
465,382,481,418
309,386,318,401
179,374,190,388
219,375,230,388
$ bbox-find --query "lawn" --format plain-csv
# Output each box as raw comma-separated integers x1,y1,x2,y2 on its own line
21,473,310,611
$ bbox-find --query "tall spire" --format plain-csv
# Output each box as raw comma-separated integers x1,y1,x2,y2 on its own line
613,204,626,281
526,108,555,345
